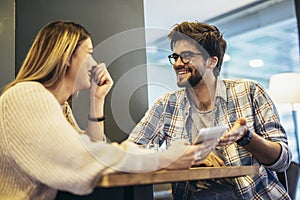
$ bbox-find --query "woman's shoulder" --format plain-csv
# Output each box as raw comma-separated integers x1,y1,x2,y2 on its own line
2,81,47,97
1,81,57,107
10,81,44,90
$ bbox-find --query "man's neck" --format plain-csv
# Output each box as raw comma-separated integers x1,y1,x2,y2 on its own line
187,78,217,111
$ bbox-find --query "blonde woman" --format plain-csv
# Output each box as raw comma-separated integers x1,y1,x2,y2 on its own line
0,21,205,200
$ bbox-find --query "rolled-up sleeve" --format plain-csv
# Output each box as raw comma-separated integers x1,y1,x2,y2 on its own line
265,142,292,172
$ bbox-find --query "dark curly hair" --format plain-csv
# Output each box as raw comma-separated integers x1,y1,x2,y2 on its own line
168,21,226,77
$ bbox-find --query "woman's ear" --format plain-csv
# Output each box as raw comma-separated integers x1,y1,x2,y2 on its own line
66,56,71,67
65,58,71,72
206,56,218,69
64,49,73,69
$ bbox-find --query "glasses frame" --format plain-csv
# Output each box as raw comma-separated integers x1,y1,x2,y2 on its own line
168,52,202,65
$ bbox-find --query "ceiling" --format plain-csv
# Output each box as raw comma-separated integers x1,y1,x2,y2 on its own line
144,0,260,29
143,0,260,42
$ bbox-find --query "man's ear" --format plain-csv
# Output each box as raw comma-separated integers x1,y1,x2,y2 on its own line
206,56,218,69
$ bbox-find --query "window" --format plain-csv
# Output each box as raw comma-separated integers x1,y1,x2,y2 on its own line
144,0,300,197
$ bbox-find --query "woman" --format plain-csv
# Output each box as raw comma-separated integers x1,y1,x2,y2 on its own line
0,21,204,199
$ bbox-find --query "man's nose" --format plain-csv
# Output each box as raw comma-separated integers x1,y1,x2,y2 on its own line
173,57,185,69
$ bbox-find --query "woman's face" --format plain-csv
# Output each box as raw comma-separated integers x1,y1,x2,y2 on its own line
68,37,97,92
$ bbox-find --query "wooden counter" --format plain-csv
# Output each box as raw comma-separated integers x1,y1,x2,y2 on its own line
98,165,259,187
56,166,260,200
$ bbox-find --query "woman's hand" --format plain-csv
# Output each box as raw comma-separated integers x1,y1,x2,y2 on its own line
218,118,247,147
90,63,113,101
159,139,216,170
87,63,113,141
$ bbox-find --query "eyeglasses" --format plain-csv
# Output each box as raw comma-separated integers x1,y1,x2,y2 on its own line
168,51,202,65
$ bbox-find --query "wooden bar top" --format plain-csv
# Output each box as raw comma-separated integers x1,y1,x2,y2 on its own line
98,165,259,187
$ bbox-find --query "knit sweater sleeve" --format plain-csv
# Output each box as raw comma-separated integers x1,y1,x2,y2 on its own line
0,82,159,195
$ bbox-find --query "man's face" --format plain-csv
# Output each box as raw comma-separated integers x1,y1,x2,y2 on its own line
172,39,207,88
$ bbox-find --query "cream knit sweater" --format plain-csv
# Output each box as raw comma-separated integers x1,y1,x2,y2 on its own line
0,82,161,200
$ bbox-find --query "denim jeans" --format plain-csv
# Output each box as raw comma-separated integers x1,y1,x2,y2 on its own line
172,179,239,200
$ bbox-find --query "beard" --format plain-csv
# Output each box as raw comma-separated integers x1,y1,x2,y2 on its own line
177,68,203,88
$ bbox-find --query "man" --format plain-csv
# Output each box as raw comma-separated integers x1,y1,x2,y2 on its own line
128,21,291,199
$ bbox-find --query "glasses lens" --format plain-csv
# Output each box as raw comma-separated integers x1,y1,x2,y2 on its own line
181,57,190,64
181,52,194,64
168,53,179,65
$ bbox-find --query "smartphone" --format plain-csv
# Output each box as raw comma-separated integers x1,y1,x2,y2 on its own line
192,126,228,145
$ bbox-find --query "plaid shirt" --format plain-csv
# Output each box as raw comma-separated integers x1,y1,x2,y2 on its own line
129,79,291,199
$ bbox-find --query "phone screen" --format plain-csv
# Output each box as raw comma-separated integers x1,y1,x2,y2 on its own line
192,126,227,145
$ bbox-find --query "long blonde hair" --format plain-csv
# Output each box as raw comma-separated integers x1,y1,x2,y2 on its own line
2,21,90,93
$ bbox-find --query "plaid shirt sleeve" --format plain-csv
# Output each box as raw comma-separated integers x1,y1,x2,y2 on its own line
128,94,169,146
220,79,292,199
128,90,187,147
248,81,291,170
251,81,291,170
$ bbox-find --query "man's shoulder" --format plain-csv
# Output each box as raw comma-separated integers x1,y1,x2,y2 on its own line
222,78,259,88
153,89,187,107
220,78,267,97
162,88,186,100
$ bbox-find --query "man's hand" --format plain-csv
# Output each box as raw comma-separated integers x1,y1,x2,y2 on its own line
218,118,248,147
192,151,225,167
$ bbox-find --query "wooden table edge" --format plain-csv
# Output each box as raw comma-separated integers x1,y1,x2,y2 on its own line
98,165,259,188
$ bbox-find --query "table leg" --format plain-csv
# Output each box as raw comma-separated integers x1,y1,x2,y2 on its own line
123,184,154,200
56,185,154,200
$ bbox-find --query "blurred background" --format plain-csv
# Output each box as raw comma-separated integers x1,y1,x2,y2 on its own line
0,0,299,198
143,0,300,198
